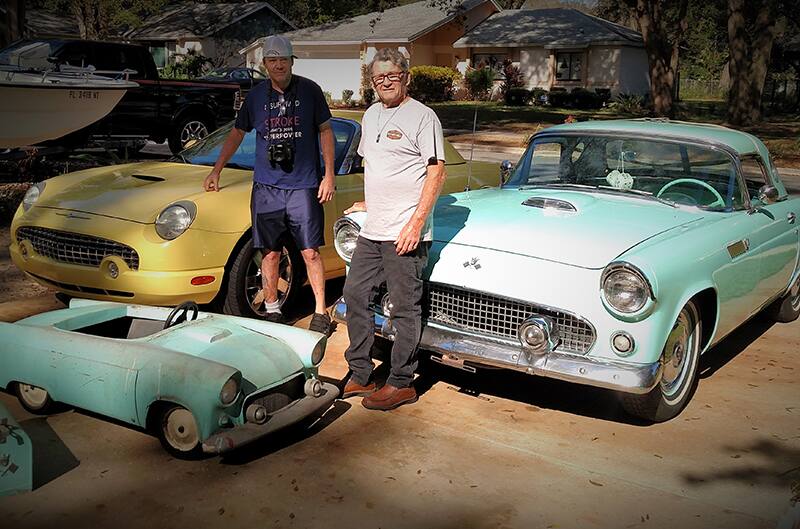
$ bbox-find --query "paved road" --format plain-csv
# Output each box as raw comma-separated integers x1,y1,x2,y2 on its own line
0,284,798,528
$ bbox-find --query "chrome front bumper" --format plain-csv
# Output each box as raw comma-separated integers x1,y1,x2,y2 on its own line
332,298,661,395
202,382,339,454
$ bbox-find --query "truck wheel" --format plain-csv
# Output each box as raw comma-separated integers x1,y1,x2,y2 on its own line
158,405,203,459
15,382,57,414
621,300,701,422
767,277,800,323
222,238,306,318
168,115,211,154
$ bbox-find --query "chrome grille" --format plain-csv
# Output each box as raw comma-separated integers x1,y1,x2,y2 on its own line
427,283,595,355
245,374,305,417
16,226,139,270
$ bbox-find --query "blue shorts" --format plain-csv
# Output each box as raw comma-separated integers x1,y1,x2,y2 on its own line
250,183,325,251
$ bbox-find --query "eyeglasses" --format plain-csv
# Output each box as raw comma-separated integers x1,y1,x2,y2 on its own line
371,72,405,85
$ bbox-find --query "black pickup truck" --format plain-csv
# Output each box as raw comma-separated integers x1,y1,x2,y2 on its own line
0,39,241,153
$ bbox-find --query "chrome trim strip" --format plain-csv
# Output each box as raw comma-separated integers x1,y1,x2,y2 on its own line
332,298,661,395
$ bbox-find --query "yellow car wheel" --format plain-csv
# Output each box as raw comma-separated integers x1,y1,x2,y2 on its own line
222,238,306,318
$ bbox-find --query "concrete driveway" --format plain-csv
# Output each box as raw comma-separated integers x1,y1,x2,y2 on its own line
0,278,798,528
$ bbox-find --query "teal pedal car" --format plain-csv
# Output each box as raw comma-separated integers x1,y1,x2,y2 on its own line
0,299,338,458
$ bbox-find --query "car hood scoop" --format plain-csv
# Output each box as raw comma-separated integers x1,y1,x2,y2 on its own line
433,188,704,269
131,174,166,182
522,196,577,212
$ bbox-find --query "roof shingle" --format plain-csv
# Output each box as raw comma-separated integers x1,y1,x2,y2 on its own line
454,8,643,48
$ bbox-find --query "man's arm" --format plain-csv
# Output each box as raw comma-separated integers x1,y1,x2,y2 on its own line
203,128,246,192
318,121,336,203
394,160,446,255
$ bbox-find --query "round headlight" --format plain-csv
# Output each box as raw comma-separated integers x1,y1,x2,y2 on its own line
602,265,650,313
219,376,239,406
333,217,360,261
311,338,326,365
155,203,195,240
22,182,45,212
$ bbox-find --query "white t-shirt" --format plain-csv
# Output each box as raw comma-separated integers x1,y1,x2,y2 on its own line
357,97,445,242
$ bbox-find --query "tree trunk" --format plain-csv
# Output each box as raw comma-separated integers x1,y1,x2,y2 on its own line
631,0,688,117
727,0,779,125
71,0,111,40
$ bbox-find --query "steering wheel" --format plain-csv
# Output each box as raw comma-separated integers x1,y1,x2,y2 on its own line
164,301,199,329
656,178,725,208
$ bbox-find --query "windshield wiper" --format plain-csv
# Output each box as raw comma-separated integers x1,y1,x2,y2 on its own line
596,186,677,208
518,183,598,191
170,153,188,163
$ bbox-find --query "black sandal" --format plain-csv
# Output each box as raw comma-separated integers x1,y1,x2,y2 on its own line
309,312,332,335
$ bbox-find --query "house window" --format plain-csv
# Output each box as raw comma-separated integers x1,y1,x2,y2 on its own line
556,52,582,81
473,53,506,78
149,44,167,69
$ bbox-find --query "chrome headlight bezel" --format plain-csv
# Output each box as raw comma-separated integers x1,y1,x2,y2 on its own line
333,217,360,262
155,200,197,240
22,182,46,212
219,376,240,406
600,262,655,317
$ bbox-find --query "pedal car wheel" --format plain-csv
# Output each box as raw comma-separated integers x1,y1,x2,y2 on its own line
16,382,56,414
158,405,203,459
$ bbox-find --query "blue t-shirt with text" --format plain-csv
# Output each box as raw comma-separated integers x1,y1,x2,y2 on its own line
234,75,331,189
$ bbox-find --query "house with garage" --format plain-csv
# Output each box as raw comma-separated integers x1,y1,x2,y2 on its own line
239,0,501,102
125,1,295,69
453,8,649,96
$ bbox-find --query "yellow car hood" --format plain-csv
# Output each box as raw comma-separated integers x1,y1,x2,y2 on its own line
37,162,252,224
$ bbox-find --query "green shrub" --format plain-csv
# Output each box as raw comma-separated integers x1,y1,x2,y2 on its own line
408,65,461,102
504,87,532,106
360,63,375,106
465,67,495,100
547,88,570,108
612,93,648,116
500,59,524,96
571,88,605,109
342,89,354,105
161,50,211,79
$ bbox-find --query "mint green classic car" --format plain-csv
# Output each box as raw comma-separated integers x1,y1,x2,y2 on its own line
0,299,337,458
332,119,799,422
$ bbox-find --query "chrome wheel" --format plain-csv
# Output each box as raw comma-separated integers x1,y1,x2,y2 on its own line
660,304,699,403
244,247,294,317
162,407,200,453
180,120,209,146
18,383,49,410
790,280,800,313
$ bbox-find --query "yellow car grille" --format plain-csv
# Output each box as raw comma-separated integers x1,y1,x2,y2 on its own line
16,226,140,270
427,283,596,355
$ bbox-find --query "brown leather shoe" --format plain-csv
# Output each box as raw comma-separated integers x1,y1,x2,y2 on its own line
362,383,417,411
341,380,377,399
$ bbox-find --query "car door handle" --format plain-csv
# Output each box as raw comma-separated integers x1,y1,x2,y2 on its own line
789,212,796,224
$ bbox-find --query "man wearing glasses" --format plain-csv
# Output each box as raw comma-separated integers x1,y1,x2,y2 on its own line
203,35,336,334
341,47,447,410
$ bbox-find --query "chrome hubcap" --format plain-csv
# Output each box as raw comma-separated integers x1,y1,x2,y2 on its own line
163,408,199,452
661,308,695,398
180,120,209,145
19,384,48,408
245,247,293,316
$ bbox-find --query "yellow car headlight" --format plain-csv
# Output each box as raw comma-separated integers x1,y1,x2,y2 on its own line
155,201,196,240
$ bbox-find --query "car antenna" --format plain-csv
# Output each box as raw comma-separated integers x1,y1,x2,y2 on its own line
466,100,478,193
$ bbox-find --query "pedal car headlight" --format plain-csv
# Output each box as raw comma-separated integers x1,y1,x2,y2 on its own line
333,217,360,262
156,201,196,240
22,182,46,211
311,337,326,365
601,263,652,314
219,376,239,406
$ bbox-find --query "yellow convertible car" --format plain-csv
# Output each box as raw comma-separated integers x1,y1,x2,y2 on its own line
11,111,500,318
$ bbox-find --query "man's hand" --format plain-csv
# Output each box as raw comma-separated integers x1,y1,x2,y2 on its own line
395,218,423,255
318,176,335,203
344,201,366,214
203,171,221,192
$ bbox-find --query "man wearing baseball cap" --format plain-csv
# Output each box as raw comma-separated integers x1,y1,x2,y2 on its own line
203,35,336,334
